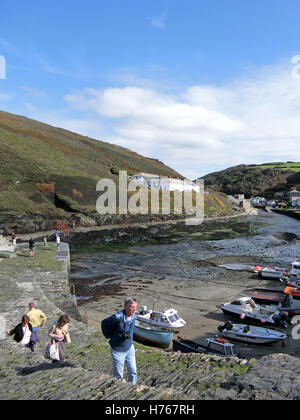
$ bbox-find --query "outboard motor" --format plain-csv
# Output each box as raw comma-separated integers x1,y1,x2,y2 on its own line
218,321,233,332
273,312,288,328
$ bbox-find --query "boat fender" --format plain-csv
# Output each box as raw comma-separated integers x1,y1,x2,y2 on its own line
240,313,245,320
260,318,266,323
215,337,227,343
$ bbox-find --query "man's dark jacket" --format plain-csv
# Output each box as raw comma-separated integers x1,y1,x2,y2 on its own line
101,310,136,352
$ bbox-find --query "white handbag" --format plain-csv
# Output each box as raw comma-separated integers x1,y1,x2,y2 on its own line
44,341,60,361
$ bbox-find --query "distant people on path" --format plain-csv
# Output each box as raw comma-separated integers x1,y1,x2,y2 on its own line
48,314,71,362
55,234,61,251
26,302,47,337
101,297,138,385
5,315,38,351
11,232,17,246
29,237,35,257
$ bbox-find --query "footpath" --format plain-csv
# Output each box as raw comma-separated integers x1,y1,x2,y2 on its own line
0,241,299,400
16,212,250,241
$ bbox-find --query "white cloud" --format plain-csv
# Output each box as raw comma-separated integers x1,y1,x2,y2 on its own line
22,86,47,98
0,92,12,102
29,59,300,179
23,102,106,140
150,13,166,30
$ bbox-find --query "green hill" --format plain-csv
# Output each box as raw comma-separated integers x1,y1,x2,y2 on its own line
0,110,183,217
202,162,300,198
0,110,236,233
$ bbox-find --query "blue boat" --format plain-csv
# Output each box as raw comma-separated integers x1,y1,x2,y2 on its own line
134,323,173,348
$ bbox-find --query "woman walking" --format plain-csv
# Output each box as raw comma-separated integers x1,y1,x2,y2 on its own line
48,314,71,361
6,315,37,351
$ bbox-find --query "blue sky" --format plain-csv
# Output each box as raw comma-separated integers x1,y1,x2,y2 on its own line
1,0,300,178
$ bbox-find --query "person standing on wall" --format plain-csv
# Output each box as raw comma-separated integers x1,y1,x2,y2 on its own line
11,232,17,246
55,234,60,251
29,237,35,257
101,297,138,385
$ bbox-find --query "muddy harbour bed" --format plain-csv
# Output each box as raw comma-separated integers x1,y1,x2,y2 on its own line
70,212,300,359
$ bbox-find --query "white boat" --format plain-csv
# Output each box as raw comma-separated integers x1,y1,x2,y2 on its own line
218,321,288,345
136,305,186,332
284,258,300,283
256,257,300,281
219,297,288,327
259,266,290,279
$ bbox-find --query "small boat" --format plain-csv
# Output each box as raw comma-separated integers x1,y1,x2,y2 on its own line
173,336,236,357
136,304,186,332
218,321,288,345
258,266,290,279
133,322,173,348
240,288,287,305
284,284,300,300
255,257,300,281
284,258,300,283
219,297,288,327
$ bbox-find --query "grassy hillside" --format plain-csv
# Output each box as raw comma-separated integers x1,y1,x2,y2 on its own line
0,110,183,216
202,162,300,198
0,110,236,232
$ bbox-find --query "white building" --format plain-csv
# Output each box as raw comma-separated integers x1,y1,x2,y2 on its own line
131,172,200,193
288,190,300,203
291,198,300,208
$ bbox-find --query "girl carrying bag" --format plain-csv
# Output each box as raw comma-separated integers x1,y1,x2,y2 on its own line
44,340,60,361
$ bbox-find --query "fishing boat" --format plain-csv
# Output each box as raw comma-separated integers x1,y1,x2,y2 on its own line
284,284,300,300
218,321,288,345
172,336,236,357
255,257,300,281
219,297,288,327
136,304,186,332
133,321,173,348
257,265,290,279
284,258,300,283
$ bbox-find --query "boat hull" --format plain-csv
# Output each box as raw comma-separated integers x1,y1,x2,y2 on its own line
173,338,236,357
240,288,286,305
134,325,173,348
220,325,287,345
221,307,276,327
261,271,286,279
173,339,207,354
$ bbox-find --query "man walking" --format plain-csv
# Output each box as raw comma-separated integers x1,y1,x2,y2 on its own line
101,297,138,385
27,302,47,336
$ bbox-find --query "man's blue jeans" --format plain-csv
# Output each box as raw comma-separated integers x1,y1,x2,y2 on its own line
110,344,137,385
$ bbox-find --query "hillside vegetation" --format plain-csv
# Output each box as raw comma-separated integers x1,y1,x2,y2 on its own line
203,163,300,198
0,110,182,214
0,110,234,232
